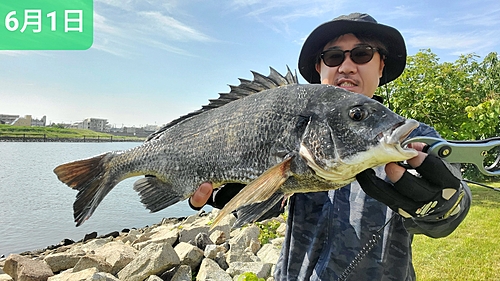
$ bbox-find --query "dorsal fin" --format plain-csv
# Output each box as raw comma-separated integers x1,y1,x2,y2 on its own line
145,66,298,142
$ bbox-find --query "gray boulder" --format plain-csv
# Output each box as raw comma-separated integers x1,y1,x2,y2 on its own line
3,254,54,281
196,258,232,281
117,242,180,281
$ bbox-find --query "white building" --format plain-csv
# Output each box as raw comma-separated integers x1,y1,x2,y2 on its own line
82,118,108,132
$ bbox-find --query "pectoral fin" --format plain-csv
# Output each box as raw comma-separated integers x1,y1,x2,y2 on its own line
212,157,293,227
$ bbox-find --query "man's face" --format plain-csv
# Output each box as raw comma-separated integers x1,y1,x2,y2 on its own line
315,33,385,98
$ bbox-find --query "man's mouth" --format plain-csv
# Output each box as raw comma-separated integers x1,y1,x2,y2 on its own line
336,78,358,88
338,81,356,87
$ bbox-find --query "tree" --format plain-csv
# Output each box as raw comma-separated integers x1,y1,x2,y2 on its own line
378,49,500,141
377,50,500,179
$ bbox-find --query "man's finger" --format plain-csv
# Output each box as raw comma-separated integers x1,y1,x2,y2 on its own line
189,182,213,208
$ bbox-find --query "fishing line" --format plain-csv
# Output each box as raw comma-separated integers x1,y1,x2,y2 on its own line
463,179,500,192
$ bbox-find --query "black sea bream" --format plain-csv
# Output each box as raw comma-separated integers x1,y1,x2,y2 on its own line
54,68,418,227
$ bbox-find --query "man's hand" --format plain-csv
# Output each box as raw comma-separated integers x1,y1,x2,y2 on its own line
189,182,213,210
356,143,462,219
188,182,246,210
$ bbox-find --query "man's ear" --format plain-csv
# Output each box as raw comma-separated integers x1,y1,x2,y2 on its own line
315,63,321,75
379,57,385,78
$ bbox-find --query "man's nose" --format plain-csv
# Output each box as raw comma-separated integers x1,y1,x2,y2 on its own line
337,53,357,74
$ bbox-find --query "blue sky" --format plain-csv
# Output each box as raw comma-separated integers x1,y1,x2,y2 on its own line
1,0,499,127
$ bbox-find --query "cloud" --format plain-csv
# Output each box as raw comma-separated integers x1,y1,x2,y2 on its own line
229,0,345,21
89,3,214,57
136,11,213,42
405,29,498,58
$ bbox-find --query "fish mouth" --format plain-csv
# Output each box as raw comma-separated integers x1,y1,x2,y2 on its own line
382,119,420,156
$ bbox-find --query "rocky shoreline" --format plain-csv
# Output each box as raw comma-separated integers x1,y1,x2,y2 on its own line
0,210,286,281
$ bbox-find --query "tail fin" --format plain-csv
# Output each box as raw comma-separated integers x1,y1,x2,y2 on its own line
54,153,115,226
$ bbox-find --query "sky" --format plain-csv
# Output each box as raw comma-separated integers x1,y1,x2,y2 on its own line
1,0,500,128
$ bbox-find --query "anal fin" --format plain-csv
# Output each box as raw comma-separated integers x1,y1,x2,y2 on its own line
233,192,285,228
133,176,184,213
212,157,292,227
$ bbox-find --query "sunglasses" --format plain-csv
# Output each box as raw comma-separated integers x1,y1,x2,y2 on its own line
319,45,380,67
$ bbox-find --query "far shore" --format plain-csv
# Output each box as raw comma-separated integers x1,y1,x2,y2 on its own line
0,136,145,143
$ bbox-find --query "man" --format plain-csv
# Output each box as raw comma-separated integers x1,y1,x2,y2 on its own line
191,13,471,280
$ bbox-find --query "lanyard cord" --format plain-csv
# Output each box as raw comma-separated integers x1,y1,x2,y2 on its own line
336,213,397,281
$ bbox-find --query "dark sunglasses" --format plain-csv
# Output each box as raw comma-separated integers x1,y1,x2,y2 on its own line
320,45,380,67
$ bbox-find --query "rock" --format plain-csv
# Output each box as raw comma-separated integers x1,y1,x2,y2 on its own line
0,274,13,281
170,265,191,281
117,242,180,281
144,275,162,281
227,262,272,279
203,244,227,259
174,242,204,270
214,251,229,271
98,231,120,239
183,214,199,225
69,238,111,254
229,225,260,250
194,233,213,251
43,251,85,273
92,272,122,281
121,229,142,245
196,258,232,281
132,226,179,250
257,244,281,265
4,254,54,281
178,225,209,244
93,241,137,274
276,223,287,237
209,230,226,245
59,239,75,247
72,254,113,273
226,225,261,263
47,268,120,281
83,232,97,242
146,226,179,246
207,212,235,240
248,239,261,255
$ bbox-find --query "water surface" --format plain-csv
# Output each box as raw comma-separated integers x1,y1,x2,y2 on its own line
0,142,204,257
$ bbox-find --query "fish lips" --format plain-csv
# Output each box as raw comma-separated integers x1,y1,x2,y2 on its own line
383,118,420,156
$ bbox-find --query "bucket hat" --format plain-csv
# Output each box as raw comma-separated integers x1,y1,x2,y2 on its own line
298,13,406,85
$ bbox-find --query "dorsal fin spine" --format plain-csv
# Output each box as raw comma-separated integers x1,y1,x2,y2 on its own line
145,67,298,142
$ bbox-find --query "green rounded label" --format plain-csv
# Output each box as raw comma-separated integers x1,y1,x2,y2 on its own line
0,0,93,50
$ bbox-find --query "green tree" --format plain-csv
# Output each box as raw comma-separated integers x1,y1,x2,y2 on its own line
378,49,500,141
377,50,500,179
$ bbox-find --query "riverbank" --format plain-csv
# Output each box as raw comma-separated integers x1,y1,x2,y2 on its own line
0,136,143,142
0,210,286,281
0,125,145,142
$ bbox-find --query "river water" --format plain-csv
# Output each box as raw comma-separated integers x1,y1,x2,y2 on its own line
0,142,205,257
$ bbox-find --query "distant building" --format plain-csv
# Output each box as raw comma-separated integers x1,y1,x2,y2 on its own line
0,114,19,125
31,116,46,127
0,114,46,126
82,118,109,132
143,124,161,132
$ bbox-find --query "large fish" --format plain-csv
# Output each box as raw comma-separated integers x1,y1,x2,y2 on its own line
54,68,419,227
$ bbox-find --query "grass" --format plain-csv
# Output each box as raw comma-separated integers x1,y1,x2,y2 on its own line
413,182,500,280
0,124,144,140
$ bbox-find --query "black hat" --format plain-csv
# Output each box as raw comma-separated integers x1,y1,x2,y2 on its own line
298,13,406,86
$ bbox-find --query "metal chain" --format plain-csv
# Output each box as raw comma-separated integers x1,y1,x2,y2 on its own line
336,213,397,281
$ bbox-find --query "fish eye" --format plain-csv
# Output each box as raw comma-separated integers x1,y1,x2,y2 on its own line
349,107,367,121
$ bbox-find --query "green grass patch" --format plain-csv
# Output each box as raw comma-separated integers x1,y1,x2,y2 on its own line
413,182,500,280
0,124,144,141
